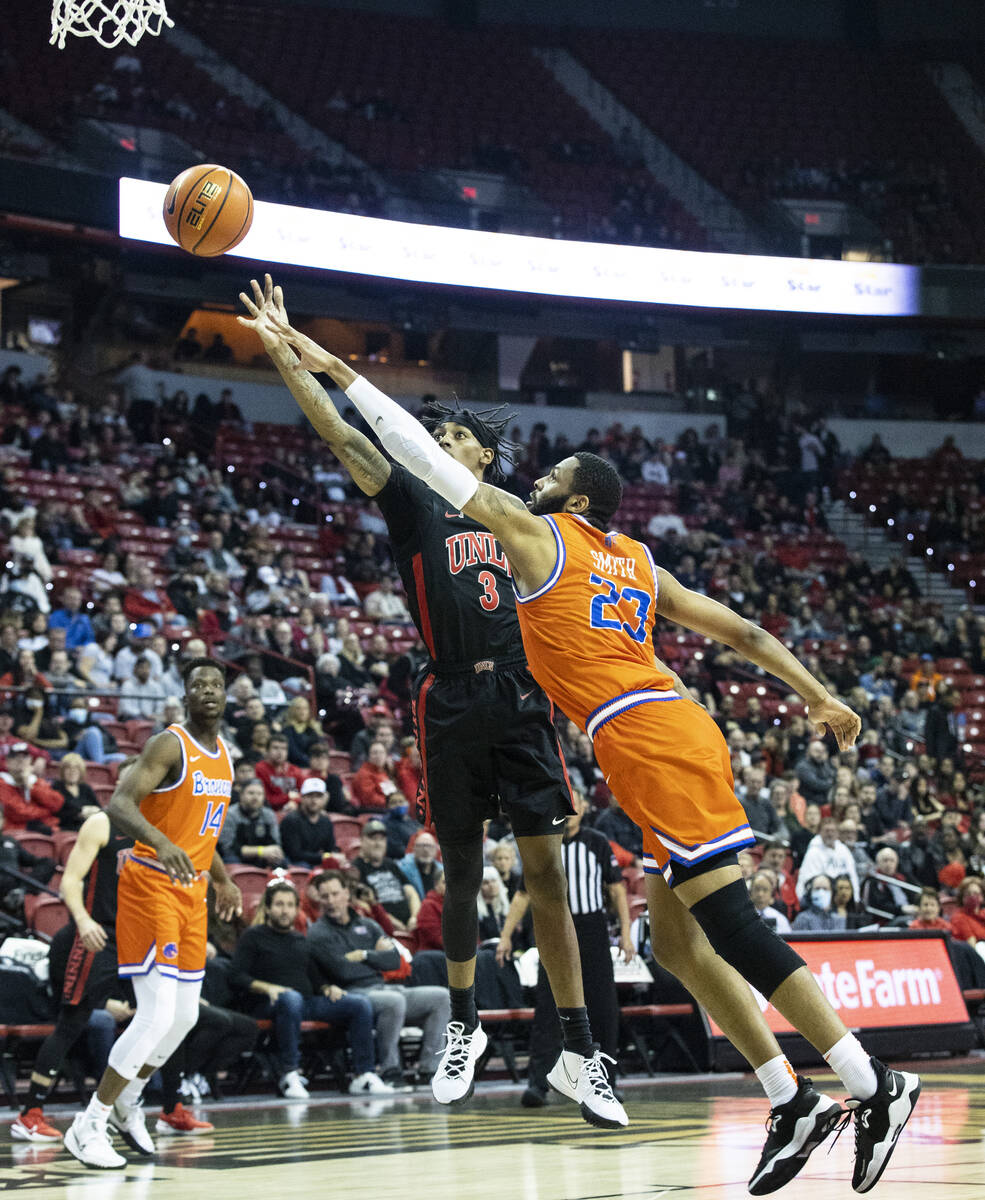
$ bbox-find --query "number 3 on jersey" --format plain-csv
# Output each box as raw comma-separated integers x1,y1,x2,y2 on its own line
588,573,652,643
478,569,500,611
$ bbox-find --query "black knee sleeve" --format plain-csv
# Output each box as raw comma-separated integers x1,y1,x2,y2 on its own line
689,879,805,999
439,838,484,963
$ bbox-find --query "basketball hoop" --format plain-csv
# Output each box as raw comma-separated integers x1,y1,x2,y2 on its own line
50,0,174,50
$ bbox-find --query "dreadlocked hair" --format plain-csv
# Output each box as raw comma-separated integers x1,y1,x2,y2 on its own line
572,452,623,530
419,398,520,484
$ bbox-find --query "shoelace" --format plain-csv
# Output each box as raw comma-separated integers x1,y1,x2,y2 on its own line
435,1022,473,1079
583,1050,618,1099
828,1099,861,1156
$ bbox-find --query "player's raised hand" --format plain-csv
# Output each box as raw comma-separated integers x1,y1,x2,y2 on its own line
237,274,289,352
265,310,340,375
806,692,862,750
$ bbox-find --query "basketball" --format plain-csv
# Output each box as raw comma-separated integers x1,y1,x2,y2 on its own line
162,164,253,257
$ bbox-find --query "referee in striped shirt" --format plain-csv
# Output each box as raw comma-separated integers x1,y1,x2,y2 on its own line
497,790,634,1105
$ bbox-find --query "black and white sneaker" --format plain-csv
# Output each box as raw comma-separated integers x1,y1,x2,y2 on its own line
546,1047,628,1129
748,1076,842,1195
844,1057,921,1193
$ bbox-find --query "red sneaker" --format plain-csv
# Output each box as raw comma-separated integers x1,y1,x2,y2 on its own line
11,1109,62,1143
155,1103,214,1135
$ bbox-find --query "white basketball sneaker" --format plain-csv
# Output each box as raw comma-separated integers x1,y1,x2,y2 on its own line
108,1100,154,1157
64,1114,126,1169
546,1047,628,1128
431,1022,488,1104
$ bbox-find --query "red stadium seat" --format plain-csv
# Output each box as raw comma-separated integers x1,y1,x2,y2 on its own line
24,896,70,939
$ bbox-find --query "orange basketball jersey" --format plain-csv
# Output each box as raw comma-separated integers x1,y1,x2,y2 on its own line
513,513,677,738
132,724,234,873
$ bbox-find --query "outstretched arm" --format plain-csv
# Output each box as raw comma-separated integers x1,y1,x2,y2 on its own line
262,292,558,593
238,276,391,498
654,567,861,748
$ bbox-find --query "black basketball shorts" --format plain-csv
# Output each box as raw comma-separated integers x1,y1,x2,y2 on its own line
49,921,121,1009
411,663,576,845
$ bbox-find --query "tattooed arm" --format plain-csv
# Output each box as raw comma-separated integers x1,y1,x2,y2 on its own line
238,276,391,498
460,483,559,596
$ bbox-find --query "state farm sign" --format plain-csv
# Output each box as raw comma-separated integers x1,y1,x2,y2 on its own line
706,934,968,1037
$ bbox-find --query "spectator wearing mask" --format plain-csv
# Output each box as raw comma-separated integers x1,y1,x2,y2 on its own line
796,817,860,901
219,778,284,867
949,877,985,947
279,778,338,868
382,790,420,860
255,734,306,811
792,875,843,931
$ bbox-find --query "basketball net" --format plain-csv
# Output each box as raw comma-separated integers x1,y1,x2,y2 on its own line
50,0,174,50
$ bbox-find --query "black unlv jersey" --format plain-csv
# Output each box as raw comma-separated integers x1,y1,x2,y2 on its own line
87,826,133,928
374,464,525,671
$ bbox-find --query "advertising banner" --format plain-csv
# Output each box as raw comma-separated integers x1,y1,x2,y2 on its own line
705,933,968,1037
119,177,921,317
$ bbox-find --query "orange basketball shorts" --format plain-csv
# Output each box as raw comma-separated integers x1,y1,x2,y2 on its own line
116,855,209,982
591,696,755,886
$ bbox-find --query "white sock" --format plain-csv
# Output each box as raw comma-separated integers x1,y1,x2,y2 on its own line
823,1033,877,1100
83,1095,112,1127
118,1075,149,1110
755,1054,799,1108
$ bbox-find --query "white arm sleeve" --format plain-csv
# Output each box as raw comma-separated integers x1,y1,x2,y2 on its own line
345,376,479,510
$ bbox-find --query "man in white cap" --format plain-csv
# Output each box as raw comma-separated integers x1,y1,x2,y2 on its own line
280,777,339,868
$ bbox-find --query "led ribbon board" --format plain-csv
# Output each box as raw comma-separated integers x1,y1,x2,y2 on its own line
120,177,920,317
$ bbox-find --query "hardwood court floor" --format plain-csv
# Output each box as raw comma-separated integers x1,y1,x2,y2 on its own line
3,1062,983,1199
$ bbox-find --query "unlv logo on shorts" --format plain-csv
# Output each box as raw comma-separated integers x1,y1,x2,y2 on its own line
163,942,178,960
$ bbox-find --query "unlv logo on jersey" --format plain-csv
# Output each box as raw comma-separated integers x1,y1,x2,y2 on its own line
445,531,511,577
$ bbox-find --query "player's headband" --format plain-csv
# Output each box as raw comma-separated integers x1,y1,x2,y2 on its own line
420,401,519,485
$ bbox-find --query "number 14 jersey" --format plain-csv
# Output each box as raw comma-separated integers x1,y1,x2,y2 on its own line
513,513,678,740
132,724,233,873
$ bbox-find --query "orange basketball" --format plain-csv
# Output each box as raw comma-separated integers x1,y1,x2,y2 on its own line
162,164,253,257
